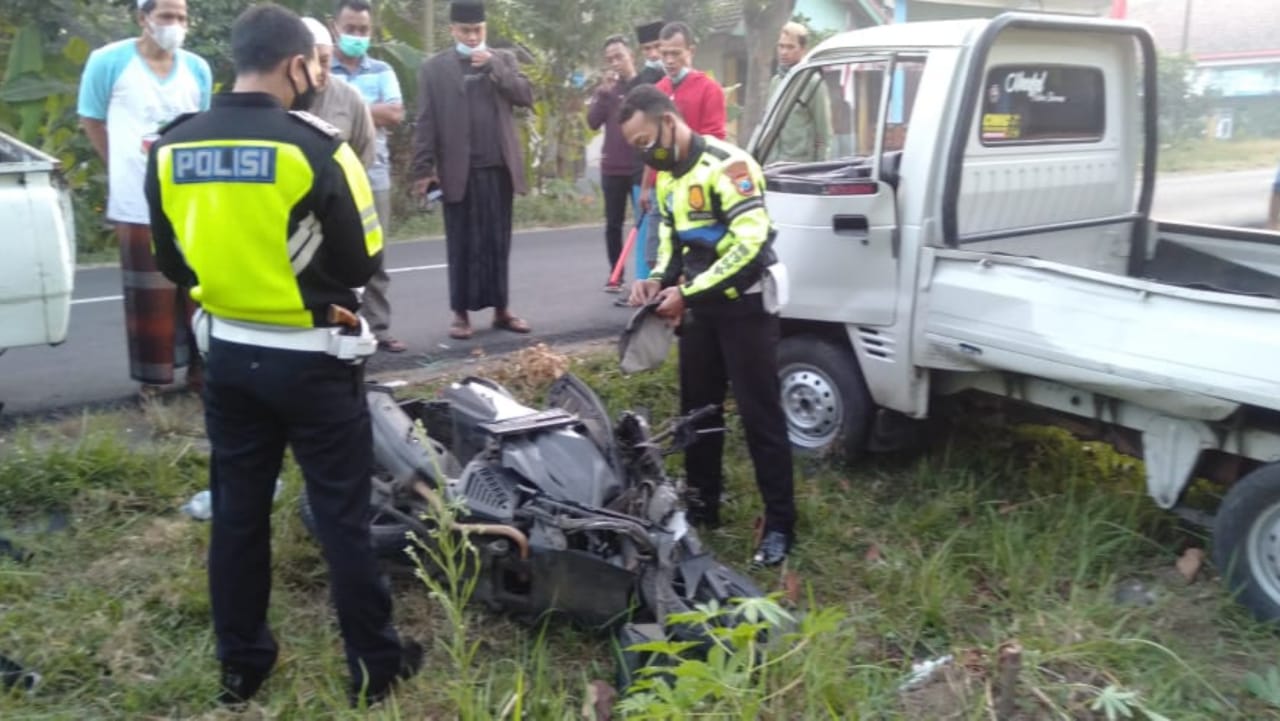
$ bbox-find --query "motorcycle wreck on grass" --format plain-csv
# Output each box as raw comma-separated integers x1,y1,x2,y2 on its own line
298,372,783,686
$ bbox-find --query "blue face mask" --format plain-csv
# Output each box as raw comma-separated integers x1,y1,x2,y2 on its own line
671,66,690,84
456,41,487,57
645,58,662,71
338,34,370,58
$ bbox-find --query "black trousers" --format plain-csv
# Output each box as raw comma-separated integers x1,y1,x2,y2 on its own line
679,296,796,535
601,173,634,279
203,337,402,686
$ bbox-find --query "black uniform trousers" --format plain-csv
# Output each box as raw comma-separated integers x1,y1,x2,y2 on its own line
679,294,796,535
601,173,635,279
202,337,402,686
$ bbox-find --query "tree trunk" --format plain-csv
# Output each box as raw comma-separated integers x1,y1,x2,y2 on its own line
740,1,795,144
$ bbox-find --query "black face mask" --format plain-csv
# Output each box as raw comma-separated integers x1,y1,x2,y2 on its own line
288,61,317,112
641,117,679,172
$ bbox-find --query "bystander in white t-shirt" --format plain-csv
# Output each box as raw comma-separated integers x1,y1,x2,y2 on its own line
77,39,212,224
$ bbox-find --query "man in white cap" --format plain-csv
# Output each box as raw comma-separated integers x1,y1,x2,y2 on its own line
77,0,212,397
302,17,377,169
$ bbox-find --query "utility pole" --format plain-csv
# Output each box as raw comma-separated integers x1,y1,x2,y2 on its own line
424,0,435,53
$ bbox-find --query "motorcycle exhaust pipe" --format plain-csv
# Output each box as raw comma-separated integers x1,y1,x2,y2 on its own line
409,480,532,560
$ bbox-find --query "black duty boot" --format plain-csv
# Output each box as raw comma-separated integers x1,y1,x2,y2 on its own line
218,662,272,707
351,639,425,709
751,530,793,568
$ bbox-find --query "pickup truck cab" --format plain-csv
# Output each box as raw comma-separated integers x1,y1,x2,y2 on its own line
751,13,1280,620
0,131,75,355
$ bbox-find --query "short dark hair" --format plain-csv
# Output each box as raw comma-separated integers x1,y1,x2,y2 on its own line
660,22,694,45
232,3,314,75
603,34,628,52
620,84,677,126
335,0,373,15
138,0,157,14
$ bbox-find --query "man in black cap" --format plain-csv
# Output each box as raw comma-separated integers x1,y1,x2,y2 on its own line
634,20,665,86
410,0,534,341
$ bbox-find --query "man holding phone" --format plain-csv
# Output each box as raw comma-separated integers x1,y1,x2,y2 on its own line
410,0,534,341
588,34,641,296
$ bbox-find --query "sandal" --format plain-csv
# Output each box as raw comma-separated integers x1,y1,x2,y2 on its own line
492,315,531,334
377,337,408,353
449,320,473,340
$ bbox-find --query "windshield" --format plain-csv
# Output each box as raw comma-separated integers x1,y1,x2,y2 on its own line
757,56,926,171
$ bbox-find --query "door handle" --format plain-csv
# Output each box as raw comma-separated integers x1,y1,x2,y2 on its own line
833,215,869,243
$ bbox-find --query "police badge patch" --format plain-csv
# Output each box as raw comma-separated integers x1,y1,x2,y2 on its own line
726,160,757,197
688,185,706,210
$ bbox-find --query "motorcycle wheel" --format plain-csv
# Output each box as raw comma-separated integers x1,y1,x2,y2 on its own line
298,477,427,562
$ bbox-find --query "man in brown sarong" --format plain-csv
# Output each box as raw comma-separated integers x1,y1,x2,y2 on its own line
410,0,533,340
77,0,212,394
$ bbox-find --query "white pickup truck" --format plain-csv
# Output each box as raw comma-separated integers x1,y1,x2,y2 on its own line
0,131,76,361
751,13,1280,620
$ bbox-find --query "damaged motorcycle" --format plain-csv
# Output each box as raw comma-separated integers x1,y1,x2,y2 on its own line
298,373,772,685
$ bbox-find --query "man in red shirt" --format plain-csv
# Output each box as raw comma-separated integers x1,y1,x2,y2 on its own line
639,21,726,271
654,22,724,139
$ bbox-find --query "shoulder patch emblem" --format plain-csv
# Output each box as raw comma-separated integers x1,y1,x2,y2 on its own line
726,160,758,197
288,110,341,138
688,185,706,211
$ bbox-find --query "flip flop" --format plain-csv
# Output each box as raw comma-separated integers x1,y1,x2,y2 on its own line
377,337,408,353
493,315,531,334
449,320,473,340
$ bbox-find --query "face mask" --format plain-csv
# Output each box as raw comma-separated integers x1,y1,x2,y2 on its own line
642,117,679,172
456,41,487,57
670,66,690,84
337,34,370,58
289,61,318,112
148,21,186,53
645,58,662,71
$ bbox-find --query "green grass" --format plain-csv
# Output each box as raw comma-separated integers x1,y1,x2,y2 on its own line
1158,137,1280,174
1,349,1278,719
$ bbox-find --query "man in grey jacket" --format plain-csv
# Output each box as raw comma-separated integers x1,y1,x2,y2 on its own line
302,18,376,169
410,0,533,340
767,21,831,163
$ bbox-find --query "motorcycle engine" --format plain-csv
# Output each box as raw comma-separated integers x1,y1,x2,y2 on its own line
453,459,519,523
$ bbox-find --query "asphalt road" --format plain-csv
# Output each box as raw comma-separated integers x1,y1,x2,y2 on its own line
1151,168,1275,227
1,225,634,417
1,168,1272,417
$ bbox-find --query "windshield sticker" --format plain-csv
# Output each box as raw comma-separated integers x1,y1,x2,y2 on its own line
980,64,1105,145
982,113,1022,140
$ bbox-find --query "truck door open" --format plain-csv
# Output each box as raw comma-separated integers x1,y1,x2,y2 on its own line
752,56,925,327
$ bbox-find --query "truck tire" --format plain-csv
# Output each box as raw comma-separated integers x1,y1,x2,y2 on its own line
777,335,873,461
1212,463,1280,622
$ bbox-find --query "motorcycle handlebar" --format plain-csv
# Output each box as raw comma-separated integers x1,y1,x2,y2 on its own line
645,404,722,452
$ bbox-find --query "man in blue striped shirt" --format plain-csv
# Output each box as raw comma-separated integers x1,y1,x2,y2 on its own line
331,0,408,353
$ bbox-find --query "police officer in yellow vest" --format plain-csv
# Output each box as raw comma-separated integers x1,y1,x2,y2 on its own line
143,3,421,708
621,84,796,567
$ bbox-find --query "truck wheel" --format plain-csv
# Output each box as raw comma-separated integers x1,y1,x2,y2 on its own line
1212,463,1280,622
777,335,873,461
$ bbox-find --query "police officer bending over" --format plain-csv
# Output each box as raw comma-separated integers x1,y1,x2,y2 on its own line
620,84,796,567
143,3,421,708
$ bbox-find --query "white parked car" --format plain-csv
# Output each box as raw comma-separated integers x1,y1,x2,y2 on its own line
0,131,75,356
751,13,1280,620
